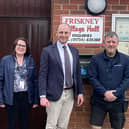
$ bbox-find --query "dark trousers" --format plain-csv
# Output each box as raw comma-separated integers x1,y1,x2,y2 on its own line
6,92,32,129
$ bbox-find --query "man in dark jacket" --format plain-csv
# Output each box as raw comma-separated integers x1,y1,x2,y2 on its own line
39,23,84,129
88,31,129,129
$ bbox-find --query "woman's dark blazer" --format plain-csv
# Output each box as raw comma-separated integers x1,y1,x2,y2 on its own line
0,55,39,105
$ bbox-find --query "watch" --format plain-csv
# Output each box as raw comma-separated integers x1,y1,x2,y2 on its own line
85,0,107,15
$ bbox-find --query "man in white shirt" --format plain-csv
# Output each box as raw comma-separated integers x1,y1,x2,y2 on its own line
39,23,84,129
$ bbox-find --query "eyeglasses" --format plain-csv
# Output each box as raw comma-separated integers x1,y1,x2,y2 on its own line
59,31,69,34
16,44,26,48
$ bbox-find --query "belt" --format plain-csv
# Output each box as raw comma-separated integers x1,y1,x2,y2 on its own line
64,87,73,90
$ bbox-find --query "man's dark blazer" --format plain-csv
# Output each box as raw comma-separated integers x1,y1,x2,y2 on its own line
39,43,83,101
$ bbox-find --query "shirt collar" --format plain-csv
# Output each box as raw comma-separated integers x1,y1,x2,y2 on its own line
57,40,68,48
103,50,119,60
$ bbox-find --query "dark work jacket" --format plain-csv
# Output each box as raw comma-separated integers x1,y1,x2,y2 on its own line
88,51,129,103
0,55,39,105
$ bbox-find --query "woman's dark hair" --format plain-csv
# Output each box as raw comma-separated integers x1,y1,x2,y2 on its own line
12,37,30,56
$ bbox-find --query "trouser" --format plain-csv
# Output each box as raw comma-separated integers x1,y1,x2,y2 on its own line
46,89,74,129
6,92,31,129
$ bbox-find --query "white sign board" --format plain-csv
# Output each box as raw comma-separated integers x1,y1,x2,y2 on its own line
61,15,105,45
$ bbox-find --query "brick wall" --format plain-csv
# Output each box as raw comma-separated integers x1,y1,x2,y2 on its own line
51,0,129,128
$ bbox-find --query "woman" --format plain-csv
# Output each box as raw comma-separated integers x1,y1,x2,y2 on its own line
0,37,39,129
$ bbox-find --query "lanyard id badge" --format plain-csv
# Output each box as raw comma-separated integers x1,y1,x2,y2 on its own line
19,79,25,89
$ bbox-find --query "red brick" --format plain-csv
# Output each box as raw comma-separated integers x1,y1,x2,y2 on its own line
104,10,120,15
52,15,60,22
71,10,85,14
94,48,104,54
53,20,60,26
120,11,129,13
70,0,85,4
108,0,119,4
105,26,111,32
54,0,69,4
112,5,128,10
106,5,112,11
105,15,111,22
120,0,129,4
63,5,78,10
53,4,61,10
105,21,111,27
79,4,85,10
54,9,69,15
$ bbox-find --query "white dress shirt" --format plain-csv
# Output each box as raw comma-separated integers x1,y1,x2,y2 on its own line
57,41,73,88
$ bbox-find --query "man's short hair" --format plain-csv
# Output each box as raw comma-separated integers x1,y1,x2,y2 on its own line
104,31,119,41
57,23,71,31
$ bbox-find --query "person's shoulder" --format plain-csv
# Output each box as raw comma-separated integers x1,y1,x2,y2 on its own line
119,52,129,60
42,44,56,52
1,55,13,61
25,54,33,60
68,45,78,52
119,52,128,56
25,55,36,65
0,55,14,64
92,52,104,59
69,44,76,49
